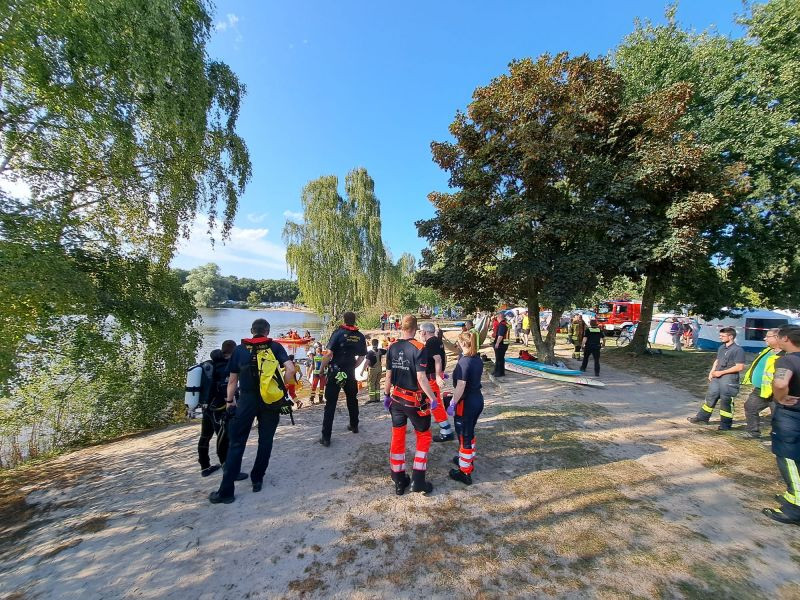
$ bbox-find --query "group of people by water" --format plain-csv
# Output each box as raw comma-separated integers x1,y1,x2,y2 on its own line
200,312,485,503
195,310,800,527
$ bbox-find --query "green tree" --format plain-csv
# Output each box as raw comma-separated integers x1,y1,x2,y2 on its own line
183,263,230,308
613,0,799,350
283,168,390,318
0,0,250,462
246,290,262,306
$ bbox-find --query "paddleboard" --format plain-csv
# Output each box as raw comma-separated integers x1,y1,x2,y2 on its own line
503,359,606,387
506,357,582,376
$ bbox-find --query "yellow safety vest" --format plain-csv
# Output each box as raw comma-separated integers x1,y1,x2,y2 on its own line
742,347,780,398
522,315,530,330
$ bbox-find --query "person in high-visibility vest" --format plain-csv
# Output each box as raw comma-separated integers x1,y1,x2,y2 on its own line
742,328,782,439
580,319,605,377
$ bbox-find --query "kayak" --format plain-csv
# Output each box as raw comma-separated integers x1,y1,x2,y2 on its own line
274,336,314,345
506,357,582,376
504,359,605,388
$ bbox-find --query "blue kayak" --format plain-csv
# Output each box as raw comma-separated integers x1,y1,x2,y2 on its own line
506,357,582,376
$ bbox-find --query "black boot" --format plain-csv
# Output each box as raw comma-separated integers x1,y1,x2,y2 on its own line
449,468,472,486
410,469,433,495
392,472,410,496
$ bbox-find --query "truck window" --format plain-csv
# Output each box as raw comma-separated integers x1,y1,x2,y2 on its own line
616,305,627,314
598,303,612,314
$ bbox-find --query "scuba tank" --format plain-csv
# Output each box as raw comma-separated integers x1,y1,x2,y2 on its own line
185,360,215,417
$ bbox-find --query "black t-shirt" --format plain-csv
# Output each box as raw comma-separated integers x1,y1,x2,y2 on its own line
386,339,428,392
776,353,800,398
424,336,446,377
326,326,368,372
228,338,290,396
583,327,605,348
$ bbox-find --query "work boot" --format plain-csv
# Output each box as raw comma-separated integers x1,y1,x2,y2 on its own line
347,424,359,433
434,432,454,443
208,491,234,504
687,416,709,425
201,464,221,477
252,481,263,493
319,435,331,447
393,473,410,496
235,472,248,481
410,469,433,495
449,468,472,486
762,507,800,526
452,455,475,471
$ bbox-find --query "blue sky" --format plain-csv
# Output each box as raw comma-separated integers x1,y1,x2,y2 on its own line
172,0,745,279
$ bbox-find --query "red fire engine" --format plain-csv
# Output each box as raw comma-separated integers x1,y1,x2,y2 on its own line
595,300,642,334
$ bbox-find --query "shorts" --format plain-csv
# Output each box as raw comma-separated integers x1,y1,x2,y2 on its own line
522,328,530,334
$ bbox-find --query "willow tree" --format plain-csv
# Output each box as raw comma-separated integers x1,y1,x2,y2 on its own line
0,0,250,461
283,168,389,319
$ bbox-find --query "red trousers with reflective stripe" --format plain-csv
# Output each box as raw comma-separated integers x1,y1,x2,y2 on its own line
389,399,432,475
428,377,448,424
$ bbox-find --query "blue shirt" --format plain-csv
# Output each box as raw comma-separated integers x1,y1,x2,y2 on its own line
227,338,290,396
452,355,483,401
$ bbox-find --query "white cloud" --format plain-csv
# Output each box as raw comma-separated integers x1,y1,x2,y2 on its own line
246,212,268,223
226,13,239,27
174,214,288,277
283,210,303,221
215,13,241,37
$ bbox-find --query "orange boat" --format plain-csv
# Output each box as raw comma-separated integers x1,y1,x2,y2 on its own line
274,336,314,345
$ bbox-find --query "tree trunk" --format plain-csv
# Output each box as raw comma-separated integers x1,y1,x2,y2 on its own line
629,272,657,355
525,280,561,364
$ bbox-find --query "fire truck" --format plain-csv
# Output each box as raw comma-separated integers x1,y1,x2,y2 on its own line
595,300,642,335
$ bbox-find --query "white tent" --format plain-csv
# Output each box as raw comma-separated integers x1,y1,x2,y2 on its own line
648,313,698,346
696,309,790,353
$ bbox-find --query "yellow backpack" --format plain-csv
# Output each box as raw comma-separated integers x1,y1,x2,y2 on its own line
244,339,286,405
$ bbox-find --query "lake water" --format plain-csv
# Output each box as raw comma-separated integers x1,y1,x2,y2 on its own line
196,308,325,362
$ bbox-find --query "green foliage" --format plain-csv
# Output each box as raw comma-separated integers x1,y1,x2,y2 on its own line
0,0,250,464
283,168,395,318
182,263,230,308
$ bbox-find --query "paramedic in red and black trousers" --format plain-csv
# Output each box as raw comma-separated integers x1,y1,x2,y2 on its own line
209,318,296,504
319,311,368,447
492,312,510,377
419,322,455,442
448,330,484,485
762,324,800,526
383,314,439,496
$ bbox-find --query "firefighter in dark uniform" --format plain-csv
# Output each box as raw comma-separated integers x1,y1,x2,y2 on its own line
580,319,605,377
198,340,241,477
763,324,800,525
687,327,746,430
319,311,367,446
492,313,510,377
383,314,439,496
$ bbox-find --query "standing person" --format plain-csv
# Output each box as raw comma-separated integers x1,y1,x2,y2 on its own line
492,312,510,377
420,322,455,442
521,311,530,347
568,314,586,360
514,312,524,343
380,312,387,331
209,319,296,504
687,327,746,430
683,322,694,349
359,338,386,404
490,315,499,340
742,329,782,439
580,319,605,377
198,341,247,478
762,325,800,525
309,344,327,405
394,316,400,332
449,331,484,485
669,317,683,351
383,314,438,495
319,311,367,446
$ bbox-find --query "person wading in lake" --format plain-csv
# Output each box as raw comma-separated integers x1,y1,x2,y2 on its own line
209,318,296,504
383,314,438,495
319,311,367,446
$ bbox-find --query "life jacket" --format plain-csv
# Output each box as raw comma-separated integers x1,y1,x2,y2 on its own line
499,319,511,344
519,349,536,362
242,337,286,405
312,353,325,376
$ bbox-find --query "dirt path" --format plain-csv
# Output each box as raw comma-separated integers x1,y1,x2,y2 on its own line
2,353,799,599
